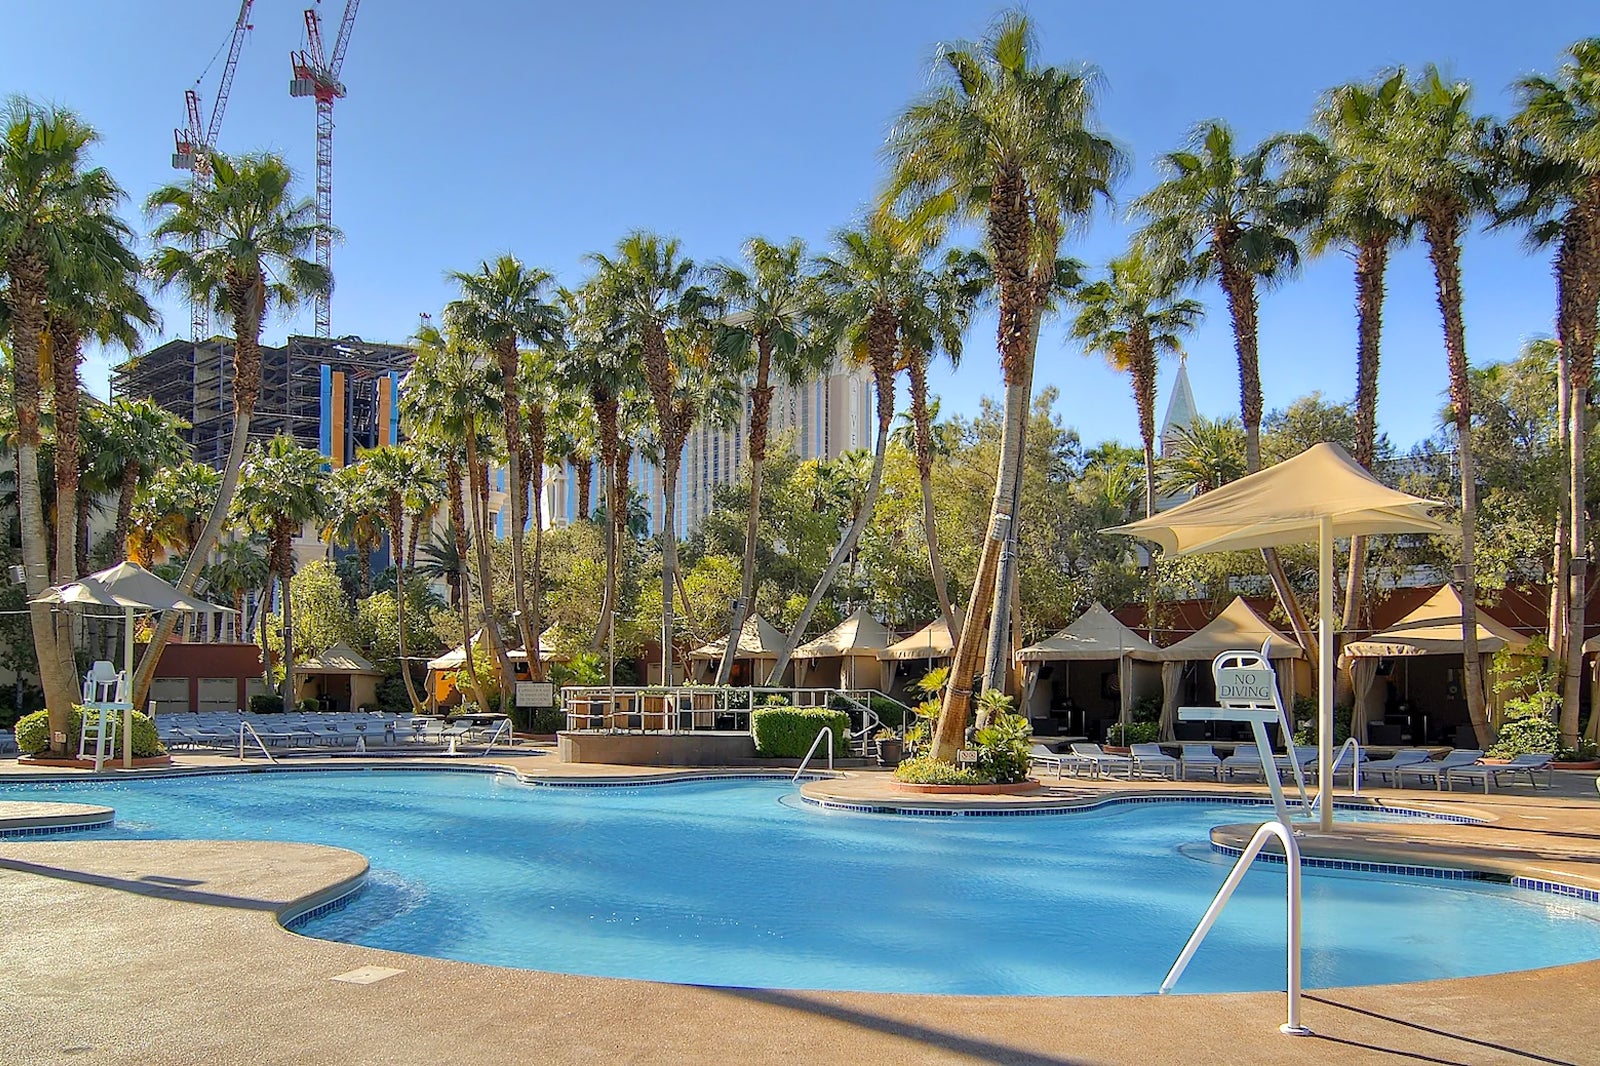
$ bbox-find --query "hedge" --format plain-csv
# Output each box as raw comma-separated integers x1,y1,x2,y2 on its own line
892,755,989,785
15,706,164,758
751,707,849,758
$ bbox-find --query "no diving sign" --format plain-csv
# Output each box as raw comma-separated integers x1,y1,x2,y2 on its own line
1215,666,1276,706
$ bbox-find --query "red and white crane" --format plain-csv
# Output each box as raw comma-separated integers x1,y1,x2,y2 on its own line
290,0,360,339
172,0,255,343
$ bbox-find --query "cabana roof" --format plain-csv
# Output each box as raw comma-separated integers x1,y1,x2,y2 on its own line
1016,603,1159,662
688,614,786,661
1344,585,1530,658
792,608,893,660
878,613,963,661
298,643,382,676
1157,597,1302,661
425,628,562,671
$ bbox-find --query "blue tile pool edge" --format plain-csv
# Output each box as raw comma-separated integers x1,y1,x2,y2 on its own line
0,813,114,838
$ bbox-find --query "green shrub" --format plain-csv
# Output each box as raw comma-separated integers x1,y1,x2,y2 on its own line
892,755,990,785
1293,704,1352,747
1490,698,1560,759
249,694,284,714
511,705,565,733
1107,721,1160,745
973,711,1033,784
15,707,164,758
762,694,792,707
1130,695,1162,724
751,706,848,758
297,698,320,714
868,695,908,729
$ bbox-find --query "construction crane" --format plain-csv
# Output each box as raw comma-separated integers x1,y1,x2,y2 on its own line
290,0,360,339
172,0,254,343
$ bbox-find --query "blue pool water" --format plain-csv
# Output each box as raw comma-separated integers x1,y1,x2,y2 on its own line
5,770,1598,996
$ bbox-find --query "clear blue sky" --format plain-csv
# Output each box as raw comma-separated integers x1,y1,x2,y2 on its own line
3,1,1592,452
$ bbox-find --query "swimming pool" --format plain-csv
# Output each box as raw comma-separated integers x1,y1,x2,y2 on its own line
5,770,1597,996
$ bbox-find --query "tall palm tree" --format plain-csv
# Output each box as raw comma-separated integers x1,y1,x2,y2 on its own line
707,237,826,684
320,462,386,597
0,97,135,747
362,442,437,710
1358,67,1498,744
883,11,1123,758
91,397,188,566
1071,247,1202,517
546,394,598,521
445,256,562,663
139,152,329,709
895,246,987,635
1281,80,1414,632
128,460,222,565
1133,120,1315,655
203,536,269,642
1506,41,1600,745
770,224,908,681
233,435,328,700
517,342,568,680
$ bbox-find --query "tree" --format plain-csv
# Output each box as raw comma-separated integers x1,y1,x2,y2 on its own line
91,397,188,565
884,10,1123,757
1362,67,1498,745
707,236,826,683
202,536,269,643
1071,247,1202,517
128,461,221,566
0,97,136,750
1158,416,1248,497
140,152,329,709
445,256,562,667
361,442,438,710
233,435,327,700
1506,40,1600,747
320,462,386,598
1134,120,1315,656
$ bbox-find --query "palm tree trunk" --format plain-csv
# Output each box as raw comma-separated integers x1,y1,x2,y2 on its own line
1427,217,1490,745
772,320,898,683
660,451,682,684
1551,350,1571,671
445,459,487,710
51,329,82,583
908,355,956,634
589,395,620,654
575,459,592,521
718,336,774,685
496,341,537,664
463,420,514,706
76,488,91,576
115,460,140,561
388,499,424,710
1130,331,1158,519
1343,240,1389,633
528,405,548,681
1559,201,1600,747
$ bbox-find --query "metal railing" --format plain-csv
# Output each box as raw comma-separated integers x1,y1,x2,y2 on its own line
561,685,907,742
1309,738,1362,816
477,718,511,755
237,721,278,764
1161,819,1310,1036
792,727,835,783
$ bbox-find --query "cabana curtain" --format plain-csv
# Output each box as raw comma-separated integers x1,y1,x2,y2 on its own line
1348,656,1380,743
1160,661,1183,741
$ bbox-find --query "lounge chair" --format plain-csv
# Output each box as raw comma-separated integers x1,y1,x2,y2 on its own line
1393,749,1483,789
1028,743,1067,779
1444,753,1555,793
1358,748,1432,786
1179,743,1222,781
1067,742,1133,779
1130,743,1179,780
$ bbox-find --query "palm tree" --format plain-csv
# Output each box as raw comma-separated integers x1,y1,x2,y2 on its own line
128,460,222,565
362,442,437,710
445,256,562,664
547,394,598,521
896,246,987,634
517,342,568,680
1281,79,1414,632
1133,120,1315,656
91,397,188,565
0,97,135,747
203,536,269,642
320,462,386,597
771,223,910,681
1071,248,1202,517
883,11,1123,758
233,435,328,700
708,236,826,684
139,152,329,709
1159,417,1248,497
1361,67,1498,745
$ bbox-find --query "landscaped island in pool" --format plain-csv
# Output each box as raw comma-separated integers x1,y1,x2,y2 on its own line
5,770,1596,996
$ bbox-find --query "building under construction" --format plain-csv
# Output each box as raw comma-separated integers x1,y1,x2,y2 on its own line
112,335,414,468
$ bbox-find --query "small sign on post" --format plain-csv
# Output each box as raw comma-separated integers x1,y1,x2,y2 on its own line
956,749,979,766
516,681,556,708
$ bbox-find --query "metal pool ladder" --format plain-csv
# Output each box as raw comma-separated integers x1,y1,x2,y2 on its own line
1160,818,1310,1037
792,727,834,783
237,721,277,764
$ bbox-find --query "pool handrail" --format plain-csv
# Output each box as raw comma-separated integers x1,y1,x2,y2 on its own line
792,727,835,783
237,720,278,763
1160,817,1309,1037
1308,737,1362,815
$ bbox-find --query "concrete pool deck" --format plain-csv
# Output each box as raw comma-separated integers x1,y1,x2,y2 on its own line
4,755,1600,1064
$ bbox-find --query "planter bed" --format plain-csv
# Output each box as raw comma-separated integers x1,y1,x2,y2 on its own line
18,754,173,769
888,780,1043,796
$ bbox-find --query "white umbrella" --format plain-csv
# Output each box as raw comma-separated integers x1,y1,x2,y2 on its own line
1108,442,1450,831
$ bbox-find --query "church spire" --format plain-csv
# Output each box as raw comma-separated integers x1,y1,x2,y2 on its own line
1160,355,1199,456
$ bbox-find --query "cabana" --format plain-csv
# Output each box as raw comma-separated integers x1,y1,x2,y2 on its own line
1343,585,1530,746
877,613,962,698
1154,597,1306,742
295,643,383,712
792,607,893,691
425,628,566,708
688,614,791,686
1015,603,1161,740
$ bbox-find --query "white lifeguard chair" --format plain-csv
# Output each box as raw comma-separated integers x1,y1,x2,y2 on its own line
79,660,131,772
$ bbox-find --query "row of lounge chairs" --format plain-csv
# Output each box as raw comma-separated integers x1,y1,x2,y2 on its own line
155,711,492,751
1027,742,1557,793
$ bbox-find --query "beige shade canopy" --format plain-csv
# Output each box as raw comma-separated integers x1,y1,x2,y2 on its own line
425,628,563,670
1156,597,1303,661
792,608,893,660
297,643,382,676
688,614,787,662
1108,442,1448,555
1343,585,1531,658
878,613,964,661
33,561,230,613
1586,633,1600,655
1016,602,1159,662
